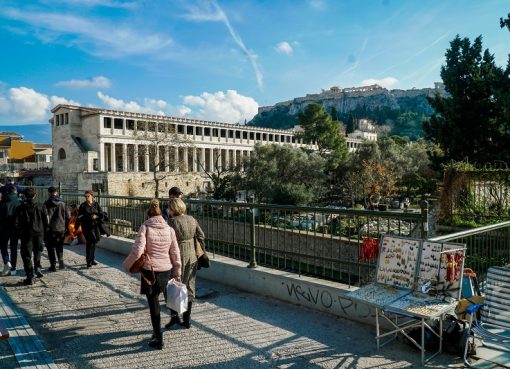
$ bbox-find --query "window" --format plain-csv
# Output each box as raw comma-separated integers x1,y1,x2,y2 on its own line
228,130,234,138
148,122,156,132
263,133,267,141
93,158,98,171
256,132,261,140
242,131,248,139
269,134,273,142
177,125,184,134
158,123,166,133
56,115,60,126
187,126,194,135
104,117,112,128
204,127,211,136
249,132,254,140
292,136,296,143
220,129,226,138
136,120,146,131
196,127,203,136
213,129,218,137
58,148,66,160
235,131,241,139
126,119,135,130
65,113,69,125
114,118,123,130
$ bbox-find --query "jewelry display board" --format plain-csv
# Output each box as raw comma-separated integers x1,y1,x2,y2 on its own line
376,235,420,289
345,283,410,308
417,241,465,299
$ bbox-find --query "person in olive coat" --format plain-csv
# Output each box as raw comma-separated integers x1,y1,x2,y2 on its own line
75,190,104,268
165,198,205,329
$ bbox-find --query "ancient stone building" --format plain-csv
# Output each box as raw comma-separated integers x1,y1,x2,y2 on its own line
50,104,317,196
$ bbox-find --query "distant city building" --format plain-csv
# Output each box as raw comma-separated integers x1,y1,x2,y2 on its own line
347,119,378,145
0,131,52,173
50,104,318,196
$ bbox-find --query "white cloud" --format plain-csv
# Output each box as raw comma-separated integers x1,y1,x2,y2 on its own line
0,86,79,124
361,77,399,89
182,90,258,123
181,0,263,90
97,91,166,115
56,76,112,89
1,8,172,58
275,41,293,55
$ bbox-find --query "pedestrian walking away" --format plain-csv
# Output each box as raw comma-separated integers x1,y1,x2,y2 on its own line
123,199,181,350
166,197,205,329
0,185,21,276
75,190,105,268
44,186,71,271
14,187,48,285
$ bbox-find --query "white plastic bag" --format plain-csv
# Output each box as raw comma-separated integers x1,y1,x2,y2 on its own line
166,279,188,314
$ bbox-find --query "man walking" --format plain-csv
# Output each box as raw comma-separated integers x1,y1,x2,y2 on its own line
15,187,48,285
44,186,70,271
163,186,183,221
0,185,21,275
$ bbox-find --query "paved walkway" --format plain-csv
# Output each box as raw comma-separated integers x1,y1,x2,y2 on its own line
0,244,466,369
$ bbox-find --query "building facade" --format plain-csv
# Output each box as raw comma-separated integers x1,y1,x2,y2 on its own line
51,105,320,196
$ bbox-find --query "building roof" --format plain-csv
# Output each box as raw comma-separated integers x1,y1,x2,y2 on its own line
0,132,23,139
51,104,297,134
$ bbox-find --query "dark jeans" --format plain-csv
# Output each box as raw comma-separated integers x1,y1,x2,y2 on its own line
85,241,96,263
20,234,44,278
144,270,171,338
0,229,19,270
45,231,65,266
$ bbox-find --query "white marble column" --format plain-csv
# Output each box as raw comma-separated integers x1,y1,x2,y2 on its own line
165,146,170,172
110,144,116,172
183,147,189,173
232,150,237,169
122,144,127,172
200,148,206,173
144,146,150,172
192,147,197,172
175,147,179,173
99,142,106,171
134,145,139,172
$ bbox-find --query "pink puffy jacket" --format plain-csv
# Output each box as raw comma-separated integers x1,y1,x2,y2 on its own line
123,215,181,276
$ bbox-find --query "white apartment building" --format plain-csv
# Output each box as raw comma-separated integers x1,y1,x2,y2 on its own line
50,104,318,196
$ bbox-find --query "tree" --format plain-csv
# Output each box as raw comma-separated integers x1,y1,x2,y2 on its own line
198,150,242,200
243,144,327,205
424,35,510,166
134,121,192,198
501,13,510,31
297,103,349,170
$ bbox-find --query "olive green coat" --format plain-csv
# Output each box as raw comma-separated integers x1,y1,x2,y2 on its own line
168,214,205,301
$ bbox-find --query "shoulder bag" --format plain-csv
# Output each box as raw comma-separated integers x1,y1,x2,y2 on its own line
194,219,210,270
129,227,155,285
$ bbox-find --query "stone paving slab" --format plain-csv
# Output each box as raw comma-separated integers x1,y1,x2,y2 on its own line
0,244,468,369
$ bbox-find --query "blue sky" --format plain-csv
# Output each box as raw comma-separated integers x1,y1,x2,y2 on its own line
0,0,508,128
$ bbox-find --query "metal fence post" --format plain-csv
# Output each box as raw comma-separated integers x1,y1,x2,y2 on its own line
420,200,429,240
248,204,258,268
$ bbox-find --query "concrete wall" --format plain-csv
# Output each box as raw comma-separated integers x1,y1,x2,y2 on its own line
99,235,377,327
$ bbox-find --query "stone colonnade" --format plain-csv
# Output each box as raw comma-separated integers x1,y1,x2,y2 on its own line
100,142,252,174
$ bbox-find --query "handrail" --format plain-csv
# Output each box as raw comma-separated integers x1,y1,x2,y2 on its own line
429,220,510,242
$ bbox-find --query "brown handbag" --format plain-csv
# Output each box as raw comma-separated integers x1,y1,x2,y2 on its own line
129,227,155,285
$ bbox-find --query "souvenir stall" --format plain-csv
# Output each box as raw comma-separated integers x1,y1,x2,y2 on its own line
346,235,466,365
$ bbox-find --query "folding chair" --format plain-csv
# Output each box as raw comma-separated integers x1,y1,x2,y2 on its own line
464,266,510,367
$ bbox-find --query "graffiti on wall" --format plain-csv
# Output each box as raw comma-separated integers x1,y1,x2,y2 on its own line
282,281,375,318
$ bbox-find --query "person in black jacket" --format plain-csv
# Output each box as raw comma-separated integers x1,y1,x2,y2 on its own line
75,190,104,268
0,185,21,276
14,187,48,285
44,186,70,272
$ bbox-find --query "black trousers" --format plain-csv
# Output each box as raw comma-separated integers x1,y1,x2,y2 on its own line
143,270,171,338
85,241,96,263
20,234,44,278
45,231,65,266
0,228,18,269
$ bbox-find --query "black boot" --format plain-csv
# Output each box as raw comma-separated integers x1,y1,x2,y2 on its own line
164,310,181,328
148,332,163,350
181,302,193,329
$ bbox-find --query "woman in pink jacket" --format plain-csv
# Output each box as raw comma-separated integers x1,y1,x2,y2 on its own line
123,199,181,350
